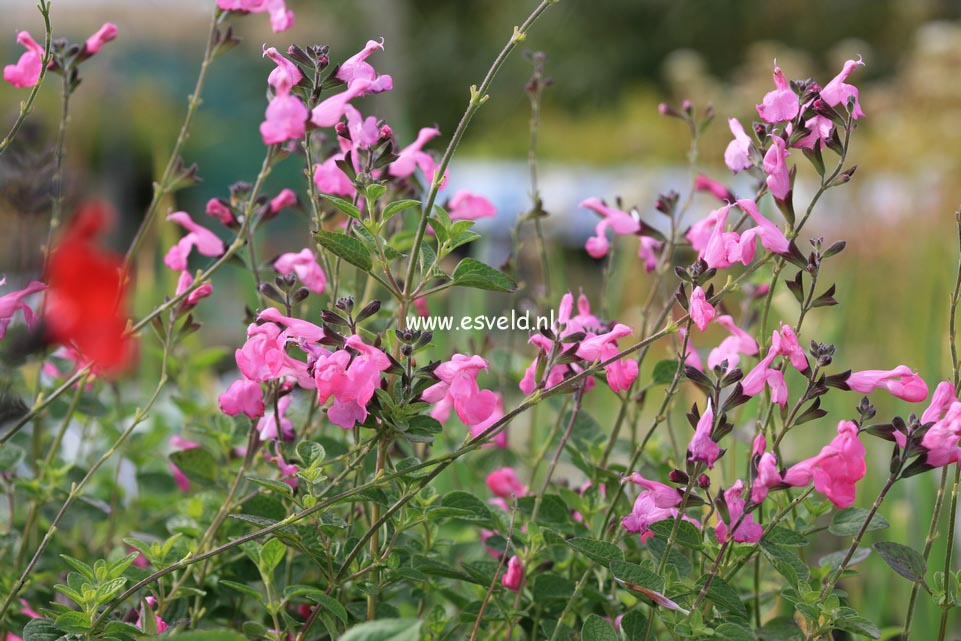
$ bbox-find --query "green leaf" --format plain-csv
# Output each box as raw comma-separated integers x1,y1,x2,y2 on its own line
158,631,248,641
434,491,492,522
757,617,803,641
832,607,881,639
873,541,926,582
581,614,618,641
259,538,287,574
619,611,648,641
829,507,889,536
451,258,517,292
0,444,25,471
819,546,871,569
22,620,65,641
59,554,95,580
760,540,810,585
321,194,362,219
698,575,747,617
610,559,664,594
306,591,350,625
169,448,218,487
651,359,679,385
218,580,264,601
53,611,90,634
315,230,372,272
648,519,702,549
764,526,808,547
715,623,755,641
382,199,421,222
566,537,624,567
340,618,422,641
296,441,325,467
246,476,294,499
532,573,576,602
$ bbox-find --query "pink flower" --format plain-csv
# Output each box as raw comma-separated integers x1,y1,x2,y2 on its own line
736,198,790,256
706,315,758,371
783,420,866,507
257,394,294,441
501,556,523,592
264,46,302,93
335,39,393,94
313,153,354,196
135,596,168,633
0,277,45,339
206,198,235,225
621,487,698,542
169,436,201,493
724,118,754,173
921,402,961,467
679,326,704,372
3,31,44,89
314,335,390,428
576,323,639,393
342,105,380,148
273,248,327,294
83,22,117,57
269,188,298,214
310,79,373,128
164,212,226,271
742,350,789,407
770,324,808,371
580,197,640,257
175,271,213,307
264,443,299,489
687,205,729,253
217,0,294,32
756,63,800,124
236,322,288,382
752,452,783,504
388,127,441,179
422,354,497,426
468,393,508,448
689,286,715,331
821,57,865,119
623,472,681,508
219,378,265,418
762,136,791,201
846,365,928,402
922,381,956,425
258,307,325,343
487,467,526,498
688,400,720,468
261,93,309,145
793,113,835,150
715,480,763,543
448,190,496,221
694,174,734,203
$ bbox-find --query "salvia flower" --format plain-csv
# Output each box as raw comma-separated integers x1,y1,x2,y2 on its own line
715,480,763,543
217,0,294,33
756,63,800,124
261,92,309,146
921,401,961,467
422,354,498,426
219,378,265,418
846,365,928,402
468,392,508,448
0,277,45,340
782,420,866,507
580,197,663,271
742,350,788,407
821,57,865,119
688,400,721,468
169,436,201,493
688,286,715,331
706,315,758,371
447,190,497,221
264,46,303,93
762,136,791,201
164,212,226,271
501,556,523,592
83,23,118,57
3,31,44,89
314,334,390,429
175,271,213,307
256,394,294,441
723,118,754,173
575,323,639,393
273,249,327,294
335,39,393,94
135,596,168,634
310,78,373,128
388,126,441,179
486,467,526,498
694,174,734,203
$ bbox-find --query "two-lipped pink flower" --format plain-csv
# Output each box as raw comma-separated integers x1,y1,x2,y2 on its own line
0,277,45,339
448,190,496,221
219,378,265,418
3,31,44,89
264,46,302,93
256,394,294,441
845,365,928,402
501,556,523,592
742,348,788,407
235,322,288,382
921,396,961,467
313,335,390,429
697,202,789,270
694,174,734,203
83,23,117,57
273,248,327,294
689,286,715,331
258,308,325,343
756,63,800,124
688,400,721,468
217,0,294,32
335,39,393,94
782,420,866,507
724,118,754,173
206,198,235,226
311,78,373,128
621,472,698,542
164,212,226,271
175,271,213,307
313,154,354,196
576,323,639,393
580,197,662,271
423,354,498,426
706,315,759,371
169,436,201,493
261,93,309,145
468,392,508,447
389,126,442,181
715,480,763,543
821,58,865,119
486,467,526,498
763,136,791,201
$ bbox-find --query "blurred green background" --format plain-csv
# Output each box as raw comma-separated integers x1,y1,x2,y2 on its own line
3,0,961,636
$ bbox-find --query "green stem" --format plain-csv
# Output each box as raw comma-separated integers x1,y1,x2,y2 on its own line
0,0,53,157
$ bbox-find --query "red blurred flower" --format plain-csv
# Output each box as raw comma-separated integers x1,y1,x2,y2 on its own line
44,203,134,374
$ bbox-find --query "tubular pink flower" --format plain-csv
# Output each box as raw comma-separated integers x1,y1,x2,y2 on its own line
236,322,288,382
205,198,235,225
715,480,763,543
688,400,720,468
687,205,729,253
258,307,325,343
343,105,380,148
921,402,961,467
164,212,226,271
336,39,393,94
264,46,302,93
623,472,681,508
486,467,526,498
218,0,294,33
388,126,441,178
468,393,508,448
770,323,808,371
793,113,834,150
273,248,327,294
169,436,200,493
269,188,298,214
922,381,956,425
762,136,791,201
256,394,294,441
422,354,497,426
694,174,734,203
84,23,117,56
313,154,355,197
448,190,496,221
756,63,800,123
501,556,523,592
310,79,373,128
3,31,44,89
706,314,758,371
260,93,309,145
175,271,213,306
576,323,639,393
735,198,790,255
638,236,663,273
751,452,783,504
0,277,45,339
689,286,715,331
724,117,754,173
782,420,866,507
742,350,777,396
219,378,265,418
847,365,928,402
315,335,390,428
821,57,865,119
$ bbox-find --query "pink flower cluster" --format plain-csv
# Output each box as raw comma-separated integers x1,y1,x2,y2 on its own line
0,277,45,339
580,198,662,272
423,354,498,426
4,22,117,89
218,0,294,33
686,199,789,270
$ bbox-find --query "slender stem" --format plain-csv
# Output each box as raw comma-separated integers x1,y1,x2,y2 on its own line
402,1,558,297
531,389,583,524
938,466,961,641
366,434,389,620
0,0,53,157
469,501,518,641
44,70,72,264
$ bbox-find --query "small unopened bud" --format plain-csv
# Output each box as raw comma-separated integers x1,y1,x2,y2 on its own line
681,99,693,115
669,469,689,484
378,124,393,140
658,102,681,118
335,121,349,138
697,474,711,489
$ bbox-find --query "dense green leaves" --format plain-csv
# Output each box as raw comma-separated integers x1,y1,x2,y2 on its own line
829,507,890,536
582,614,618,641
340,619,422,641
315,230,373,271
451,257,517,291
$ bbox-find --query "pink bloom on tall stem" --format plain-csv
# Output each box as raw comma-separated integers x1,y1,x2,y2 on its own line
336,39,393,94
258,307,325,342
688,400,720,468
0,277,45,339
219,378,265,418
236,322,288,382
164,212,226,271
261,93,309,145
576,323,639,393
342,105,380,148
846,365,928,402
736,198,790,256
687,205,729,253
169,436,201,493
175,271,213,307
763,136,791,201
314,335,390,428
313,154,355,197
921,401,961,467
310,79,373,128
707,315,758,371
821,57,865,119
206,198,235,225
724,118,754,173
486,467,526,498
770,324,808,371
752,452,783,504
217,0,294,32
388,126,441,179
257,395,294,441
715,480,763,543
422,354,497,426
264,46,302,93
694,174,734,203
448,190,496,221
742,350,789,407
782,420,866,507
3,31,44,89
273,248,327,294
623,472,682,508
756,63,800,124
83,23,117,56
468,393,508,447
689,286,715,331
922,381,956,425
269,188,298,214
501,556,523,592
